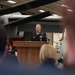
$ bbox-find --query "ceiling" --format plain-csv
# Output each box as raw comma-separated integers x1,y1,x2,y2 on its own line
0,0,61,15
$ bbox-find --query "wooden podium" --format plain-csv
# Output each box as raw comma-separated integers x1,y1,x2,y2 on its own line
13,41,46,67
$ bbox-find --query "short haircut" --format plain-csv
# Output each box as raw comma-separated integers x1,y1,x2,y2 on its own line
39,44,58,62
36,24,42,27
0,25,7,56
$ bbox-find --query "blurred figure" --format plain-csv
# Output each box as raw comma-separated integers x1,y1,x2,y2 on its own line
37,44,66,75
0,25,18,66
0,25,7,60
6,39,17,56
6,39,12,52
31,24,47,41
39,44,58,68
61,0,75,68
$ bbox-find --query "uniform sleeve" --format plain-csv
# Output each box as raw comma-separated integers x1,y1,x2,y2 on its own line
43,33,47,41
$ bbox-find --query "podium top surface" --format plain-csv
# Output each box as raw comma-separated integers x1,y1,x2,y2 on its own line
13,41,46,47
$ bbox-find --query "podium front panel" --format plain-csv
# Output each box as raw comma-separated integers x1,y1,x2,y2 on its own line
13,41,46,67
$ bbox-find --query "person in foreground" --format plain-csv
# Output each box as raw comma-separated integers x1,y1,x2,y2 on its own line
61,0,75,69
0,25,18,66
37,44,67,75
39,44,58,68
31,24,47,41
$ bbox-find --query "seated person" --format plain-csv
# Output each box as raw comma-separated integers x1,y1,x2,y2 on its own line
31,24,47,41
39,44,58,68
6,39,18,56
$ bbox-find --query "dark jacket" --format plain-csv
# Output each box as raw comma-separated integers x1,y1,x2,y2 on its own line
31,32,47,41
2,53,18,66
39,61,57,69
38,61,64,75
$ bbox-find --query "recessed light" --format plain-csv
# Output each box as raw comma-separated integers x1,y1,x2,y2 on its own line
39,10,45,12
7,0,16,4
53,14,58,16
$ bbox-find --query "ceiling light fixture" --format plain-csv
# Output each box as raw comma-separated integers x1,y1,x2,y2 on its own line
7,0,16,4
39,10,45,12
